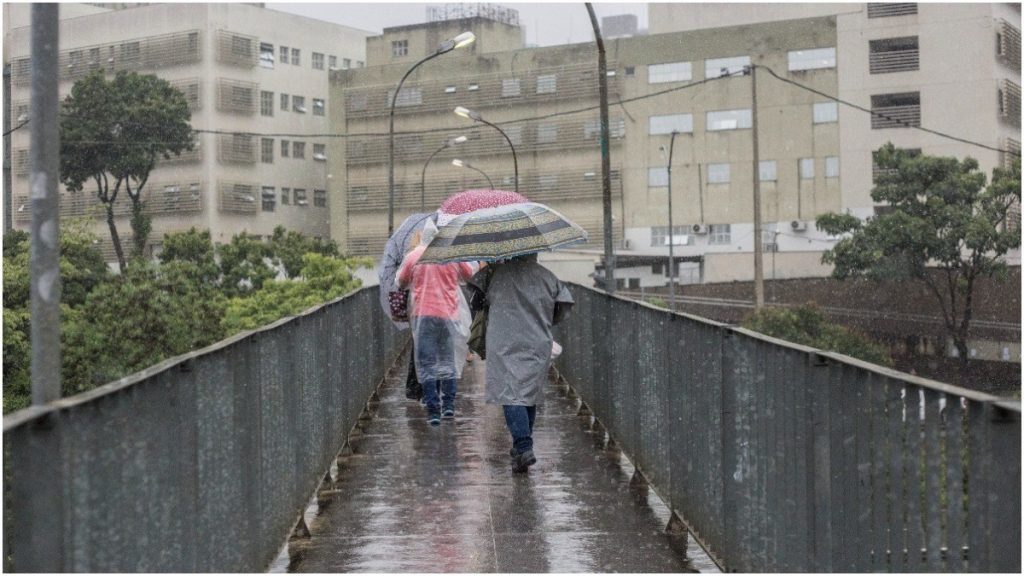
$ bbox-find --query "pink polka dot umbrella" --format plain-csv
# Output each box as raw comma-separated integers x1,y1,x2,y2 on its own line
437,189,529,225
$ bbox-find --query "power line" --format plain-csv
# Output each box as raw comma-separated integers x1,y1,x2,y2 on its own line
3,119,30,137
754,64,1020,157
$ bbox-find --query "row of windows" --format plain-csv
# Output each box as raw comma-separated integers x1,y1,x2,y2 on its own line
260,91,325,116
260,138,327,162
646,48,835,85
647,157,839,186
259,186,327,211
647,102,838,135
258,41,363,70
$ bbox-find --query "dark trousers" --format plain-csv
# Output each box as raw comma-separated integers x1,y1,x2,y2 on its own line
405,347,422,400
503,405,537,454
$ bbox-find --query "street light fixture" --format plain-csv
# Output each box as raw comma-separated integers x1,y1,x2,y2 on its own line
421,135,467,210
387,31,476,235
453,106,518,193
451,158,494,189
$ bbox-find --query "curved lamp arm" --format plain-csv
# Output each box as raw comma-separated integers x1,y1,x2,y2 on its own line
420,136,467,211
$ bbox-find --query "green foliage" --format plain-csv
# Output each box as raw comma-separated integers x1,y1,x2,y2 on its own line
647,297,668,309
159,227,220,284
217,231,276,297
60,70,194,267
222,253,367,334
743,305,893,367
2,307,31,413
269,225,341,279
817,145,1021,365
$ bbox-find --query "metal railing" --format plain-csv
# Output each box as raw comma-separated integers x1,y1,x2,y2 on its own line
554,284,1021,573
3,287,404,572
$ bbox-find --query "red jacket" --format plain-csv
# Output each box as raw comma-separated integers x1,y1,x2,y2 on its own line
397,246,474,319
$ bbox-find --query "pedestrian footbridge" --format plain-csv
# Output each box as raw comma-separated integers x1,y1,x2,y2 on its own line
4,286,1020,572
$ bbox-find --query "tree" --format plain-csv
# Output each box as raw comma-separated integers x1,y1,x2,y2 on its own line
222,253,368,334
268,225,341,279
742,304,892,367
217,232,277,297
60,70,193,270
159,227,220,284
817,144,1021,376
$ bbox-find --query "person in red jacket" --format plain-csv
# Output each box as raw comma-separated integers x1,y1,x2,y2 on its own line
397,220,475,425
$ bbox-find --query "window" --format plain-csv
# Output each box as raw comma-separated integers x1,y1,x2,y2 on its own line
468,83,480,91
121,41,141,63
759,160,777,182
348,93,367,112
281,139,290,158
800,158,815,179
788,47,836,71
389,87,422,107
709,224,731,245
281,93,289,111
867,3,917,18
314,189,327,207
649,113,693,134
312,52,324,70
871,92,921,128
537,123,558,144
584,118,625,139
505,126,523,146
313,143,326,160
648,167,669,187
88,47,102,70
501,78,521,97
651,226,690,247
294,188,308,206
313,98,325,116
260,43,274,68
392,40,408,57
262,186,275,211
536,74,557,94
445,85,457,94
707,163,730,184
280,46,289,64
625,66,635,77
291,48,300,66
869,36,919,73
705,56,749,78
293,95,306,113
281,187,290,205
825,156,840,178
329,55,337,68
707,109,752,131
261,90,274,116
69,50,83,70
261,138,274,163
356,60,364,68
293,141,305,159
813,102,838,124
648,61,692,83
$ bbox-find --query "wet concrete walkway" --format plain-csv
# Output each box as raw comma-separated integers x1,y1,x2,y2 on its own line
275,349,719,573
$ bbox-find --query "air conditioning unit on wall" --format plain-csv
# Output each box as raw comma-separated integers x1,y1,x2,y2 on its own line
791,220,807,232
623,238,634,249
692,223,709,235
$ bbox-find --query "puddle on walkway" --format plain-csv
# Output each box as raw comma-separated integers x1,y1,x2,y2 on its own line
271,350,720,573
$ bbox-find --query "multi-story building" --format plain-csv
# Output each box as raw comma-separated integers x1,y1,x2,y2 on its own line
4,3,371,260
329,3,1020,289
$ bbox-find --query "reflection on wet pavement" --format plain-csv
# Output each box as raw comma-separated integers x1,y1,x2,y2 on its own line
274,349,718,573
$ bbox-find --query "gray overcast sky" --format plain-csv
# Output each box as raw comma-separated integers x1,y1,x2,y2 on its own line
266,2,648,47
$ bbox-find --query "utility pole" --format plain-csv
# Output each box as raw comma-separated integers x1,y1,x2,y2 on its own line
749,64,765,310
666,131,678,311
585,3,615,294
30,3,61,405
3,63,12,234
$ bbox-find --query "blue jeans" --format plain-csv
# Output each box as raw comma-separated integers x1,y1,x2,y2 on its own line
503,405,537,454
422,377,456,414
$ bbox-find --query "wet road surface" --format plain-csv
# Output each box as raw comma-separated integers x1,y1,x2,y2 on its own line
275,348,719,573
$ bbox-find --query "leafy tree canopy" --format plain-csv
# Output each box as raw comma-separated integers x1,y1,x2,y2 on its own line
159,227,220,284
269,225,341,279
742,304,893,367
217,231,277,297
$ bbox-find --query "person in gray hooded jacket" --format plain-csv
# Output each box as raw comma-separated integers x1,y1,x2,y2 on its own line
470,253,573,473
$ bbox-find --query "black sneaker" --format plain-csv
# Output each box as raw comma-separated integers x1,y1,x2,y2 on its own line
427,412,441,426
509,447,517,458
511,449,536,473
442,408,455,420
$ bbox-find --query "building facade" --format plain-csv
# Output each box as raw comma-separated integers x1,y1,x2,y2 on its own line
5,3,371,260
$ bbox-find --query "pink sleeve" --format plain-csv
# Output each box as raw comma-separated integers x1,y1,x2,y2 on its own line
397,247,423,287
456,262,474,280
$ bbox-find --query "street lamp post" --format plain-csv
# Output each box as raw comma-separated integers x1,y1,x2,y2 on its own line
451,158,494,189
665,130,679,312
453,106,518,193
388,31,475,236
421,135,467,210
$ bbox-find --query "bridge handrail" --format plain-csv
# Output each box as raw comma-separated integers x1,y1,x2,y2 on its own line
555,283,1021,572
3,286,405,572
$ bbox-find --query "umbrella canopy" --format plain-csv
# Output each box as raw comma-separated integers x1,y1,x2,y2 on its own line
420,202,587,264
437,189,528,226
378,212,435,328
